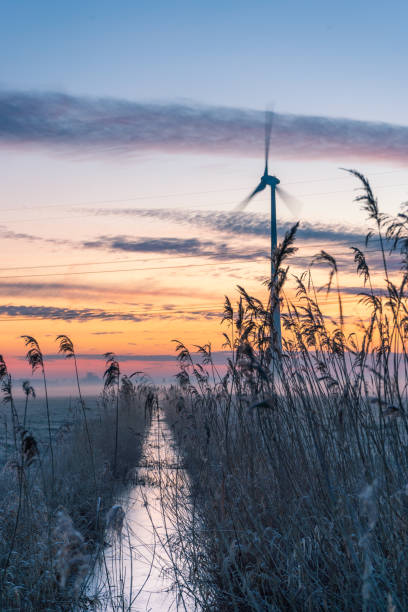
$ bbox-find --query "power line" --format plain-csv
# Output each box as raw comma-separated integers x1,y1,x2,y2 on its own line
0,242,396,276
1,172,407,216
0,258,269,280
0,252,241,273
1,182,406,226
0,294,384,323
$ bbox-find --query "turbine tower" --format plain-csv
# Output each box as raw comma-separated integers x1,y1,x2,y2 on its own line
237,111,300,354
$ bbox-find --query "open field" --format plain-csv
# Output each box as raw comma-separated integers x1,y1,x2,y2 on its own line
0,396,98,465
0,351,153,611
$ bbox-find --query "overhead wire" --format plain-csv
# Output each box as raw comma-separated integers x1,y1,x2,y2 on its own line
0,170,405,320
0,293,384,322
0,258,271,280
0,169,407,215
0,239,398,276
0,252,261,273
0,178,406,231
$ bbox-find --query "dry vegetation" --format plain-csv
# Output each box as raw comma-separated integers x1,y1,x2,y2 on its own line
2,170,408,611
0,340,153,611
162,171,408,611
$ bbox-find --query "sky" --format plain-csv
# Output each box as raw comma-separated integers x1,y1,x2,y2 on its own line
0,0,407,393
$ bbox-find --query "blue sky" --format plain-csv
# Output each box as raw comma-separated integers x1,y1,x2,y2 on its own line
1,0,407,121
1,0,407,227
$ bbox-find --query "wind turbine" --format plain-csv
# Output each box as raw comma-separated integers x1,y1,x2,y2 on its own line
237,111,301,354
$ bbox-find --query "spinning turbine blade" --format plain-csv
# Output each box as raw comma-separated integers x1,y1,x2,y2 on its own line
235,181,266,212
276,186,303,217
264,110,273,174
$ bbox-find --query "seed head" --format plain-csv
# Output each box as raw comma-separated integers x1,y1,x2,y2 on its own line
106,504,125,538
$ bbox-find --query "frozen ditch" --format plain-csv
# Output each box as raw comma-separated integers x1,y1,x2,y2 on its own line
91,411,197,611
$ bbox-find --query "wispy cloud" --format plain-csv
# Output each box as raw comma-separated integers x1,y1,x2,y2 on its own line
84,235,221,255
0,279,216,300
0,281,100,298
0,305,143,322
39,353,178,362
1,91,408,162
0,303,222,323
86,208,366,245
82,234,265,260
90,331,124,335
0,225,67,245
40,351,229,363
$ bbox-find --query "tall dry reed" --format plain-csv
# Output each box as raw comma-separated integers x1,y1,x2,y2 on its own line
162,171,408,610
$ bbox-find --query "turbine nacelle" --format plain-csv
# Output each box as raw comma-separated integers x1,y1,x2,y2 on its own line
236,172,285,212
262,174,280,187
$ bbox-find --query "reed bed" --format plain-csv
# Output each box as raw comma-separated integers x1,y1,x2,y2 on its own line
0,341,153,611
162,171,408,611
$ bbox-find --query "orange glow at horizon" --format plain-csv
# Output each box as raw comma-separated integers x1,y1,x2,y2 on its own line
2,150,407,386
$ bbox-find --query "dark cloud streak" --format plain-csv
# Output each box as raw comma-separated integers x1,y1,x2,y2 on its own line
1,91,408,162
82,234,266,260
0,225,67,245
86,208,367,246
0,305,143,322
40,352,229,364
0,279,216,299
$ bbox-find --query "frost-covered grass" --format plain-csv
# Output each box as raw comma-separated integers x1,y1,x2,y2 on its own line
0,347,153,611
163,172,408,611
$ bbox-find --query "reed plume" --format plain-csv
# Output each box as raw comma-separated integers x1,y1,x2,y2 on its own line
0,355,18,450
103,352,120,477
22,380,35,429
53,508,89,599
56,335,96,489
106,504,125,539
21,336,54,484
20,428,38,467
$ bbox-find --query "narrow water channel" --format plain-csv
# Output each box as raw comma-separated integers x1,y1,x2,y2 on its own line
93,411,196,611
